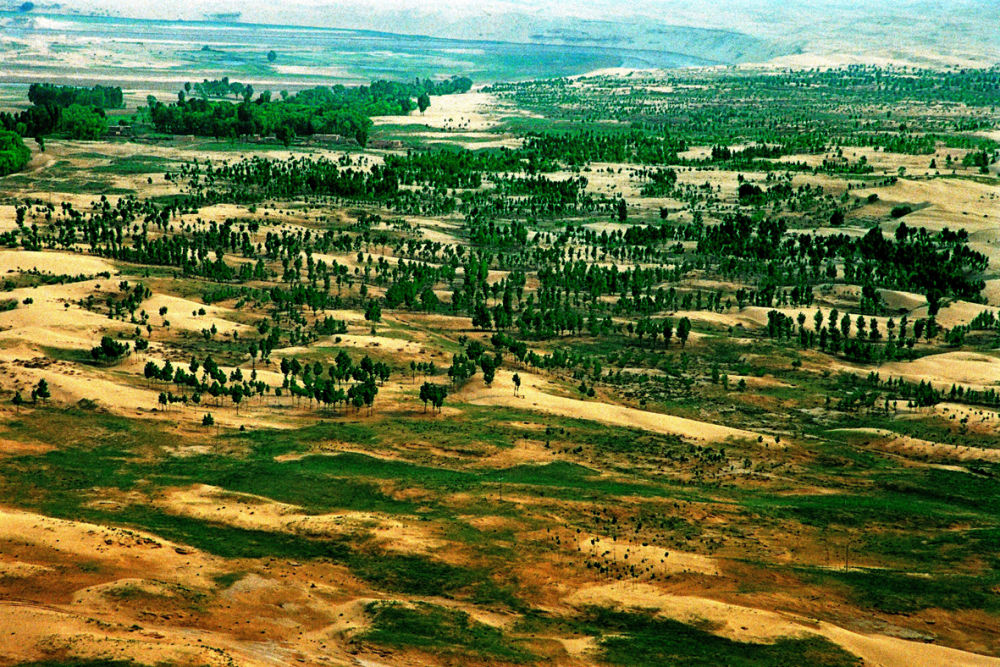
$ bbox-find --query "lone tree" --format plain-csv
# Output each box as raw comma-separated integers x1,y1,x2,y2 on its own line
419,382,431,412
677,317,692,348
275,125,295,147
417,92,431,114
480,353,500,386
11,390,24,413
364,299,382,328
231,385,244,414
267,50,277,63
32,379,50,404
512,372,521,396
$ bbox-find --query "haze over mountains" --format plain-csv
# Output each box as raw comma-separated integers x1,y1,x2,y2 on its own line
0,0,1000,65
4,0,1000,67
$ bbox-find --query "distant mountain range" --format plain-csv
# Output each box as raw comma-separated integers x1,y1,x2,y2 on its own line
4,0,999,66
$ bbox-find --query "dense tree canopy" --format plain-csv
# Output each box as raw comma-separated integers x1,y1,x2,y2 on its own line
59,104,107,140
28,83,123,109
150,76,475,144
0,130,31,176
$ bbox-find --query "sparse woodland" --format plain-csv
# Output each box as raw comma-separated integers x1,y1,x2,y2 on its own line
0,64,998,666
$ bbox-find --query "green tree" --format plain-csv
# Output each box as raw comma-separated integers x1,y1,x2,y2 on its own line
419,382,431,412
676,317,691,347
275,124,296,147
662,320,673,348
59,104,106,140
231,385,244,414
32,378,50,403
480,355,497,386
0,130,31,176
419,382,447,413
417,92,431,114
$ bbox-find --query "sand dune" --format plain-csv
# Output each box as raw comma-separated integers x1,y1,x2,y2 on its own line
0,279,123,352
158,484,444,554
0,249,115,275
832,427,1000,463
568,582,1000,667
579,536,720,576
142,293,248,335
921,300,1000,329
868,178,998,232
459,370,771,444
0,507,219,585
876,352,1000,391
